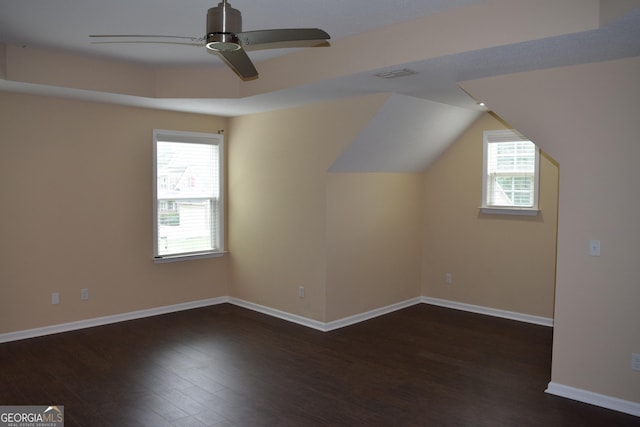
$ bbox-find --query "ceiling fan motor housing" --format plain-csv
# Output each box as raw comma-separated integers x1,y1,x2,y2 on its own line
206,1,242,52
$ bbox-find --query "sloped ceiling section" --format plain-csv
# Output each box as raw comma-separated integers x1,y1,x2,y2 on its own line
329,94,482,173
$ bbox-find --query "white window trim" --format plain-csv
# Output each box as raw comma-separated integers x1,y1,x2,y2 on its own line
479,207,540,216
153,251,226,264
480,129,540,217
152,129,225,262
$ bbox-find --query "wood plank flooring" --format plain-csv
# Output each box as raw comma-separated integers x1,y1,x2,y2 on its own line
1,303,638,426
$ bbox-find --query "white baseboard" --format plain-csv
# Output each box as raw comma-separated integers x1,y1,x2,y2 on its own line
1,295,421,342
546,382,640,417
228,296,423,332
421,296,554,327
1,295,552,344
0,297,228,344
227,298,327,331
324,297,423,331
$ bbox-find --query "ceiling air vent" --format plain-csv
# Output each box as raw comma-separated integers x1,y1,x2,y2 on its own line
374,68,418,79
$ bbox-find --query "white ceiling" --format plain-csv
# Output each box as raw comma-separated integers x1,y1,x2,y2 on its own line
0,0,485,66
1,0,639,113
1,1,639,172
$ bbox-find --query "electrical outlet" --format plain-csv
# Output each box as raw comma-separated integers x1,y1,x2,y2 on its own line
632,353,640,371
589,239,601,256
81,288,89,301
445,273,453,285
51,292,60,305
298,286,305,298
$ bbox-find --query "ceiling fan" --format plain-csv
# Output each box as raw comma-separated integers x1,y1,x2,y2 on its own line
90,0,330,80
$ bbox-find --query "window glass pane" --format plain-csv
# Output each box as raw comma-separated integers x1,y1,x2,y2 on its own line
492,175,533,206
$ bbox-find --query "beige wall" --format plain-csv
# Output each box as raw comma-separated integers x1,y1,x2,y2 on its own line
228,98,558,324
0,92,230,334
326,173,423,321
227,94,388,322
422,113,559,318
462,56,640,404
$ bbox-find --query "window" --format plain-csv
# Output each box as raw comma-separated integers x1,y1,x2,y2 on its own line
481,129,540,216
153,129,224,261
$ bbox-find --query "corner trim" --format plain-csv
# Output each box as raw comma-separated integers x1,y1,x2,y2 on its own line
0,297,228,344
546,382,640,417
227,298,327,332
421,296,554,327
324,297,423,331
227,297,423,332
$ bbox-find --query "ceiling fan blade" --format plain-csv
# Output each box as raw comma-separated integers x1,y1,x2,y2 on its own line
214,48,258,80
242,39,330,52
237,28,330,49
91,41,204,47
90,35,204,42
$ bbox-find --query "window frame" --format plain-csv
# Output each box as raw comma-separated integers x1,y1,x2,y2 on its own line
152,129,225,263
481,129,540,216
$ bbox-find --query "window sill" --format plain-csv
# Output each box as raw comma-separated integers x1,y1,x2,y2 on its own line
479,207,540,217
154,251,227,264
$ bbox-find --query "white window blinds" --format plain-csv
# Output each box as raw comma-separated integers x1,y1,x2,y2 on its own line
483,130,540,211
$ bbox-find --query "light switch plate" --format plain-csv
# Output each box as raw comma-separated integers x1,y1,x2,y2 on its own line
632,353,640,371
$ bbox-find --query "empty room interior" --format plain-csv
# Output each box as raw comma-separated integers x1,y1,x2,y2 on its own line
1,0,639,425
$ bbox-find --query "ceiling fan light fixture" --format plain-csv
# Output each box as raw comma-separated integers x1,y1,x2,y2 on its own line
206,33,241,52
206,42,241,52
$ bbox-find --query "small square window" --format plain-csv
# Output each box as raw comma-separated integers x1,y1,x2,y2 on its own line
481,130,540,216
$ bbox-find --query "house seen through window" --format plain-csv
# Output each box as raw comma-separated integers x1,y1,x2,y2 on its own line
482,129,540,215
153,129,224,261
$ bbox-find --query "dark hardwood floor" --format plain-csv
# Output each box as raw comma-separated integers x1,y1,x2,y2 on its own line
1,303,638,426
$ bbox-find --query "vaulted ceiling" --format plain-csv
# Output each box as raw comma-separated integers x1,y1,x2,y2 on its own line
1,0,639,171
